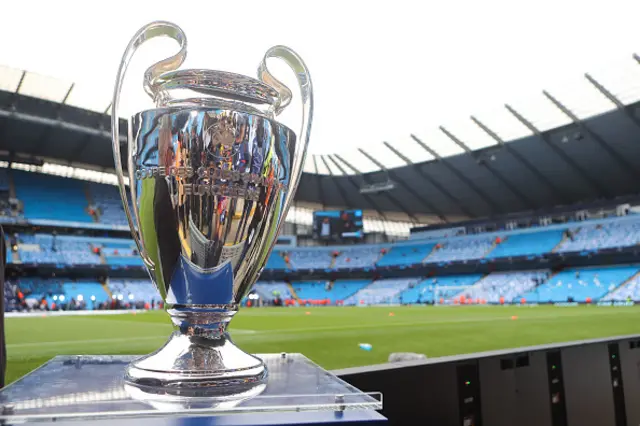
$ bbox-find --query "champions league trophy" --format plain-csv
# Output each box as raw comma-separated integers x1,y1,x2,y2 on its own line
0,21,383,423
111,21,312,394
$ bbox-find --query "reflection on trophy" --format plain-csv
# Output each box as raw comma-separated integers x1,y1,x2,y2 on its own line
111,21,312,394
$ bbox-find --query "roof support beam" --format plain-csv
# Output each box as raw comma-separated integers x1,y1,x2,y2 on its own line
471,116,568,204
584,73,640,132
13,71,26,96
382,141,474,218
410,133,501,216
312,155,325,208
61,84,75,105
505,104,610,198
358,148,446,223
381,142,412,164
542,90,640,181
331,154,389,219
319,155,335,176
320,155,350,208
440,126,535,210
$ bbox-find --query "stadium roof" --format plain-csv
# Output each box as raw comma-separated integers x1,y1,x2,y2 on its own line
2,1,640,224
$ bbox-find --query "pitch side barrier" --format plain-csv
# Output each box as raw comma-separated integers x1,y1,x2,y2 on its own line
334,333,640,426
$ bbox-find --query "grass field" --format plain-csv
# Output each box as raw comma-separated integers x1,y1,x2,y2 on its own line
6,305,640,384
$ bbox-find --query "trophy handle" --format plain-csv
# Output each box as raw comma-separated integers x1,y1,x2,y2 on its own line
257,46,314,228
111,21,187,269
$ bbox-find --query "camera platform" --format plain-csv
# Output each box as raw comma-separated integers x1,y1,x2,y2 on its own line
0,354,384,425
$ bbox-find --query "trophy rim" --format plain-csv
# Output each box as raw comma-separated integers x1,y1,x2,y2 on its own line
154,69,281,107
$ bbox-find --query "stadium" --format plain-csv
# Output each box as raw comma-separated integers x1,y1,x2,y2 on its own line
3,3,640,425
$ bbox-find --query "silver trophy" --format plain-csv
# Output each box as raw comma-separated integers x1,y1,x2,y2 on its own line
111,21,312,395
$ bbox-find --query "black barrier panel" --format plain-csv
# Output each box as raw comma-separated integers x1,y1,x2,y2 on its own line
335,334,640,426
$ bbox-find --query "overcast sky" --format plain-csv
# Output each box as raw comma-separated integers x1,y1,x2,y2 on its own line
2,0,640,173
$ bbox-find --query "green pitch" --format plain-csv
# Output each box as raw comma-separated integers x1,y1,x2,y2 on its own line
6,305,640,384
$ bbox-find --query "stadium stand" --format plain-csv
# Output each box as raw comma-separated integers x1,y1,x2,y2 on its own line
334,247,382,269
519,265,639,303
288,249,333,269
88,183,129,226
293,280,370,303
602,272,640,301
344,278,418,306
426,236,496,263
556,220,640,252
16,234,101,265
62,280,109,308
376,243,435,267
266,252,288,269
3,281,17,312
13,171,92,223
107,279,158,305
5,167,640,310
400,275,483,304
456,271,550,303
254,281,293,301
488,230,564,258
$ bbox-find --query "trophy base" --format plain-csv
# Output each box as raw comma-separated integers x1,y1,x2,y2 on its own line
0,354,383,424
124,331,267,396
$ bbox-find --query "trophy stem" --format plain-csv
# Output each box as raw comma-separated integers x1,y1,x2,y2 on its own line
124,306,267,396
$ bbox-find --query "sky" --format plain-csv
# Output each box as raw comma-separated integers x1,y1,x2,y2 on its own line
1,0,640,174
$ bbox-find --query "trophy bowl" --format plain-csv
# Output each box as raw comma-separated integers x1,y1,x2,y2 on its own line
111,21,312,395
